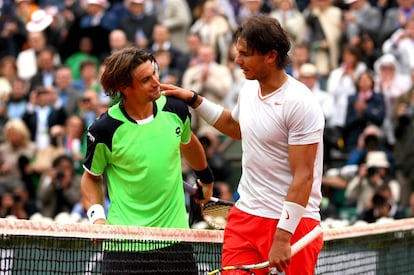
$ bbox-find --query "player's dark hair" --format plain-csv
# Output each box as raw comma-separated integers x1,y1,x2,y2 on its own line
233,15,291,69
101,47,158,99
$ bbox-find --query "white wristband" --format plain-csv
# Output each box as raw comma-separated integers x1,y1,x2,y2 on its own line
195,98,224,125
87,204,106,224
277,201,305,234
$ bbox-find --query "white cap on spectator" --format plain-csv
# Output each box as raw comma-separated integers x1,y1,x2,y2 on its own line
87,0,108,6
129,0,145,3
299,63,318,77
26,10,53,32
366,151,389,168
374,54,397,74
344,0,358,4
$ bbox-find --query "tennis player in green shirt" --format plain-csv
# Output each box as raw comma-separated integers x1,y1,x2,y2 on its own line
80,47,214,274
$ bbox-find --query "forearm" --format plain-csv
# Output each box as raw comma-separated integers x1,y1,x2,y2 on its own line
181,133,209,171
80,172,104,210
191,93,241,139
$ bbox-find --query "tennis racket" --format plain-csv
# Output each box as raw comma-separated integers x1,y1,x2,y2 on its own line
208,225,323,275
183,181,235,230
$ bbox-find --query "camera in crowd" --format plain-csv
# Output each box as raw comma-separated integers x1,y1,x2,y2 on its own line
367,166,380,178
53,169,65,190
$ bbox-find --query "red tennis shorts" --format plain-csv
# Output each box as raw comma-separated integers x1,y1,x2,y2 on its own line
221,206,323,275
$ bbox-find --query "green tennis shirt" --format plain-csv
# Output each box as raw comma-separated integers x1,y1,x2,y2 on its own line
83,95,191,229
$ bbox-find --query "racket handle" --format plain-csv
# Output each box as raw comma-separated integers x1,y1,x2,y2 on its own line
291,225,323,255
183,181,196,195
183,181,205,200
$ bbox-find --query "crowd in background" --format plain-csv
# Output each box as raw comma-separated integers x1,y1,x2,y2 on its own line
1,0,414,227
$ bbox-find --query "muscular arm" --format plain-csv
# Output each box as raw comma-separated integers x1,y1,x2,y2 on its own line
180,132,213,203
269,143,318,271
80,171,107,224
160,83,241,139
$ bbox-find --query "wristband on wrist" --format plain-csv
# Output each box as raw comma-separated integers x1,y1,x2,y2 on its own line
277,201,305,234
187,90,199,107
87,204,106,224
195,98,224,125
194,166,214,184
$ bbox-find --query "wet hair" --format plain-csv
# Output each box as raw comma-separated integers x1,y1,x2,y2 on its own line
233,15,291,69
100,47,158,99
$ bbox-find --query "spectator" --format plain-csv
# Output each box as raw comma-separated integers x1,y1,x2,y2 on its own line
78,0,119,60
153,0,192,52
380,0,414,44
119,0,157,48
76,89,99,127
181,44,232,131
22,86,67,149
382,16,414,75
181,32,202,69
25,9,64,57
61,115,86,174
345,150,400,215
189,0,233,65
0,119,36,199
54,65,82,116
37,155,81,218
6,78,29,119
153,49,181,85
0,55,18,84
342,0,382,46
298,63,335,168
64,36,100,80
269,0,306,47
326,44,367,132
303,0,342,83
374,53,411,148
237,0,265,25
0,4,27,58
343,70,386,153
28,46,58,91
357,183,406,223
286,42,310,78
357,31,383,72
14,0,40,26
71,59,100,93
149,24,188,79
106,29,131,57
346,124,395,174
19,124,66,203
0,185,35,219
16,31,61,82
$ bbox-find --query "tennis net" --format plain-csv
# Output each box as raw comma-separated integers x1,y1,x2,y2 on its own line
0,217,414,274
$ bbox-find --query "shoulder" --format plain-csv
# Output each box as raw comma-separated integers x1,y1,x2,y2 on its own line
159,95,190,123
88,107,124,139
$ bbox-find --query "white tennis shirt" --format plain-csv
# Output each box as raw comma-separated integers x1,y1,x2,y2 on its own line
232,77,324,221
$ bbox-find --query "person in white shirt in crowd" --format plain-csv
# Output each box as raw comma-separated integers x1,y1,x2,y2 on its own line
374,53,411,148
326,44,367,132
16,31,60,82
181,43,232,131
189,0,233,65
382,16,414,75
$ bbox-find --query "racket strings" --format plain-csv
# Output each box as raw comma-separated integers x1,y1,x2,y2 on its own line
202,204,232,229
203,204,232,218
